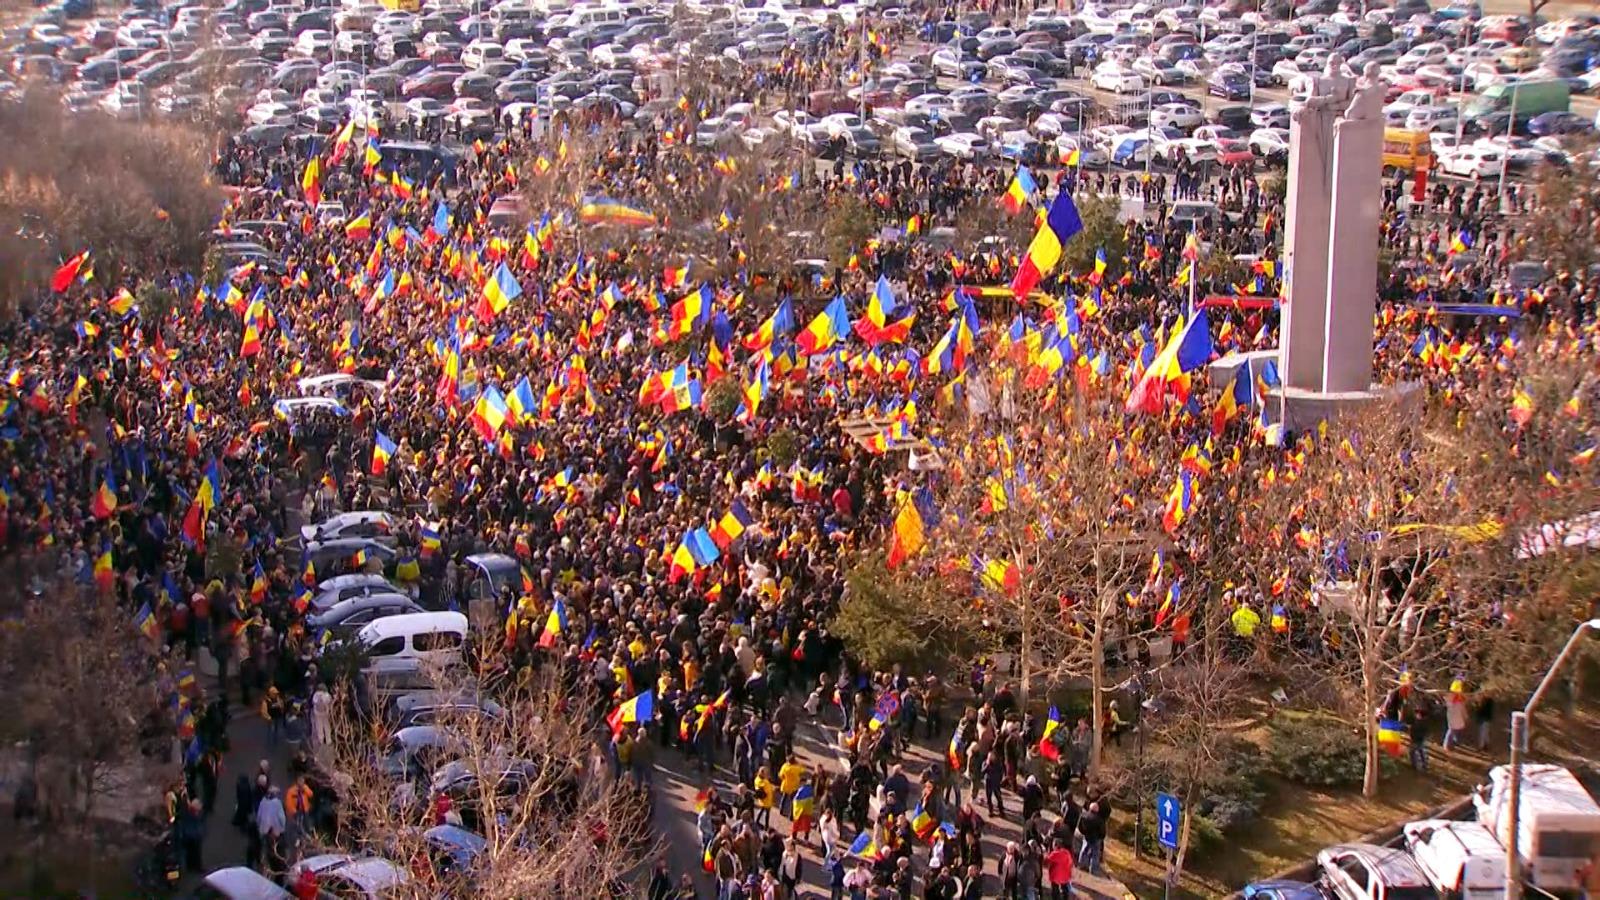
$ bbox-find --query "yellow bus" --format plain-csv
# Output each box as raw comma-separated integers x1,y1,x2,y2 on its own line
379,0,421,11
1382,128,1434,174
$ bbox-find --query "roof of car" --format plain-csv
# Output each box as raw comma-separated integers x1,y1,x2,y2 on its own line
202,867,294,900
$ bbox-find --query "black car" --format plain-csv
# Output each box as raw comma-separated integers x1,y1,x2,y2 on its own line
1208,73,1251,100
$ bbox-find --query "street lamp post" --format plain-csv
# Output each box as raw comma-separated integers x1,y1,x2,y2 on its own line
1504,618,1600,900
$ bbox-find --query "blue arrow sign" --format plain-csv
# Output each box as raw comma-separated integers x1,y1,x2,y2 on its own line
1156,791,1180,851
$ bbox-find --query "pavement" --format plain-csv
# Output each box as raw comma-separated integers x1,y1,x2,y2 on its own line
188,651,1132,898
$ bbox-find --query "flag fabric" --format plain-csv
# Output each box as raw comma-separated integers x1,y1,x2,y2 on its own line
1000,166,1038,215
886,487,939,569
52,251,91,293
1125,310,1214,415
606,689,655,735
910,803,938,841
1377,718,1406,755
709,499,754,550
848,831,881,860
470,386,510,442
1162,472,1194,534
1010,190,1083,299
1212,364,1255,434
135,602,160,640
734,357,770,424
743,299,794,353
481,262,523,319
791,783,815,827
91,469,117,519
539,598,567,648
1038,706,1063,762
93,543,114,592
301,157,322,206
371,431,397,475
856,275,914,345
796,296,850,355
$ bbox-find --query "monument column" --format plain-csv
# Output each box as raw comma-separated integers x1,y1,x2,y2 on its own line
1320,63,1388,394
1279,60,1351,392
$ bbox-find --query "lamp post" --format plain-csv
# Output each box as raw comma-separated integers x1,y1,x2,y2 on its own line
1504,617,1600,900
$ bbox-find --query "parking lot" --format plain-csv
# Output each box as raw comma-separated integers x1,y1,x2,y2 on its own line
6,0,1599,193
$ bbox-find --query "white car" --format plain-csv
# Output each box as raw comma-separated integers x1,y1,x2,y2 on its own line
1055,134,1108,167
905,92,956,117
1156,135,1217,163
405,97,445,128
294,29,334,57
301,511,396,545
1437,144,1502,178
1248,127,1290,160
1090,66,1147,93
462,40,504,69
1149,102,1204,131
246,101,295,125
935,132,990,159
1272,59,1306,85
1404,104,1458,132
819,112,863,138
1030,112,1077,138
285,855,408,900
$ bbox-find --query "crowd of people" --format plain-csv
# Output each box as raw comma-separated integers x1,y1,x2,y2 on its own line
0,7,1594,897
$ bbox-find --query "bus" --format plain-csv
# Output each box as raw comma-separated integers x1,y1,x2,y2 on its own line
1382,127,1434,174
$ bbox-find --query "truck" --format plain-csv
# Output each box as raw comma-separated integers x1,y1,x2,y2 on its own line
1464,79,1570,126
1473,763,1600,893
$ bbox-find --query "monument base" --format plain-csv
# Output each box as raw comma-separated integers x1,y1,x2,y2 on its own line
1266,381,1421,437
1207,350,1278,389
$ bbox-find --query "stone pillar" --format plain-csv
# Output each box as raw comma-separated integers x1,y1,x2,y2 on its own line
1280,62,1352,392
1320,64,1388,394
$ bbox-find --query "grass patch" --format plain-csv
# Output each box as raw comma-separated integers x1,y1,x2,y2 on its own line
1102,705,1600,898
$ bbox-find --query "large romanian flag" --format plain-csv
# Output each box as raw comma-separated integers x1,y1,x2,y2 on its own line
1010,189,1083,300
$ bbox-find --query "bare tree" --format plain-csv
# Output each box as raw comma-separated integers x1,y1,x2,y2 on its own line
904,371,1169,775
312,652,659,898
0,577,164,890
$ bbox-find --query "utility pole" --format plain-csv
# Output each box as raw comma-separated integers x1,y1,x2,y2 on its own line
1504,619,1600,900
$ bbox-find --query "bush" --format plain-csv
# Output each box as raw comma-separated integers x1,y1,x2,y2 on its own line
0,89,223,316
766,426,801,468
705,378,741,421
1266,717,1398,788
1193,739,1271,832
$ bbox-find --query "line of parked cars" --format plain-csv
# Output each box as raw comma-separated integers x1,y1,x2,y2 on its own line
1244,763,1600,900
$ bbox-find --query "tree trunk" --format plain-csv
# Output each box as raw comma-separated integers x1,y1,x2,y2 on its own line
1089,626,1105,776
1360,584,1382,798
1172,788,1196,887
1019,590,1033,709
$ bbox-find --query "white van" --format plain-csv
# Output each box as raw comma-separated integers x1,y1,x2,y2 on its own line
1474,763,1600,893
355,612,469,682
562,5,625,28
1402,819,1507,900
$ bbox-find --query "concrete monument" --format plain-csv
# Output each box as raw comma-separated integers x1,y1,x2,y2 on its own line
1273,56,1391,430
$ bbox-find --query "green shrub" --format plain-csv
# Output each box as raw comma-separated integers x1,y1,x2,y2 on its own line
1266,717,1398,788
766,426,801,468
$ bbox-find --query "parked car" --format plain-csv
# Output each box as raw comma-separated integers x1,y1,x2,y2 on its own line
1316,844,1438,900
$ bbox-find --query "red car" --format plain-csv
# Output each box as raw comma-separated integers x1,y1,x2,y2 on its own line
1217,139,1255,167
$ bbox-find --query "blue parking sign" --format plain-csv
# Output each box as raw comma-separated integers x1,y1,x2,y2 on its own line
1156,792,1181,851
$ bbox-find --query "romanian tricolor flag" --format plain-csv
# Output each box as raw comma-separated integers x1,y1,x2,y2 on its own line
1010,189,1083,300
93,543,114,592
470,386,510,442
1161,472,1195,535
301,156,322,207
886,487,939,570
1212,364,1254,435
371,431,397,475
848,831,881,860
481,262,523,320
52,251,91,293
135,602,160,641
251,560,269,605
344,210,372,241
910,802,938,841
91,468,118,520
606,688,655,736
1125,310,1213,415
538,598,567,648
796,296,850,355
1000,166,1038,215
742,299,794,353
709,499,754,550
1377,718,1406,756
1038,706,1063,762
